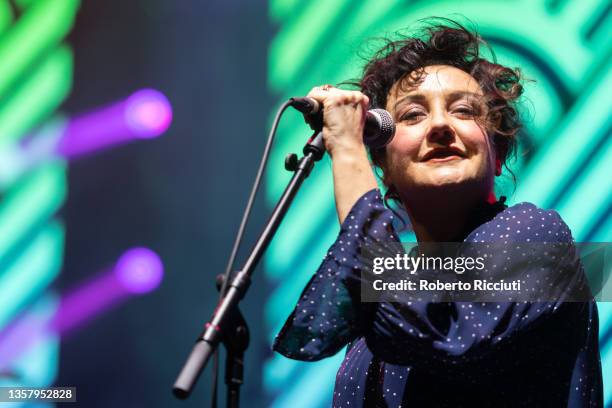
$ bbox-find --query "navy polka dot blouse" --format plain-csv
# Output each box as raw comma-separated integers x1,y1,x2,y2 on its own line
274,189,603,407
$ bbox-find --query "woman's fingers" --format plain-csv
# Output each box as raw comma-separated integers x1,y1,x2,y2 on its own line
306,85,337,106
306,86,368,108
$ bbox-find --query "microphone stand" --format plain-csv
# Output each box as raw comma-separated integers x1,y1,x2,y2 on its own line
172,131,326,406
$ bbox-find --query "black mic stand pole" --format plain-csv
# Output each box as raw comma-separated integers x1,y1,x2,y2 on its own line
172,131,326,406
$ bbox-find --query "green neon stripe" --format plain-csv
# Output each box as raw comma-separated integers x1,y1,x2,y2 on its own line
12,327,60,385
264,354,299,393
399,229,416,242
272,0,400,90
0,0,78,98
270,354,343,408
265,116,308,204
514,63,611,206
591,213,612,242
0,221,64,329
0,162,66,268
265,165,334,279
14,0,37,9
583,4,612,50
265,224,338,329
269,0,351,91
6,294,59,381
602,330,612,406
599,302,612,341
269,0,302,23
344,0,399,37
0,330,60,388
493,46,563,142
561,0,612,90
556,138,612,240
0,116,67,190
0,47,73,147
378,1,588,87
563,0,610,40
0,0,11,34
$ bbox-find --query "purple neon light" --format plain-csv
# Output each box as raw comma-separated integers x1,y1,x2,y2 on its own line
0,247,164,368
55,88,172,157
124,89,172,138
54,246,164,332
114,247,164,294
52,270,126,334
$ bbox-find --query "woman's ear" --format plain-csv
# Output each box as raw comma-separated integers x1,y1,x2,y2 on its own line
490,133,505,177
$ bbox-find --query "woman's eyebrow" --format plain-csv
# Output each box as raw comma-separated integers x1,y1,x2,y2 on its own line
393,90,484,111
446,91,484,102
392,94,427,111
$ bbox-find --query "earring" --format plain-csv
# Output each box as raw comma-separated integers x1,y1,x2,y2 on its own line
495,159,502,176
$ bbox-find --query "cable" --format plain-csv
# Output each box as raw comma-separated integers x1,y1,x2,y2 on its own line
211,100,294,408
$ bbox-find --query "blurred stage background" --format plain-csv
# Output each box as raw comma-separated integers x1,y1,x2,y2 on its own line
0,0,609,407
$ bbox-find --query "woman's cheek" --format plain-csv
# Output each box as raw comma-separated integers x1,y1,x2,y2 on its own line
388,127,422,158
457,121,488,143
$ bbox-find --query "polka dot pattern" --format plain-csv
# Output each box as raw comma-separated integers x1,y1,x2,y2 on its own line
273,189,603,407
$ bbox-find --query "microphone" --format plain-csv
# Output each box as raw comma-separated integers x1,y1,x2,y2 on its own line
289,97,395,149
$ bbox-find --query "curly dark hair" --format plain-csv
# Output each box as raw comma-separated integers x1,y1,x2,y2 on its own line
353,18,524,204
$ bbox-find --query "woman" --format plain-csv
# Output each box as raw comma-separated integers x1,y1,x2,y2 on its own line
273,21,603,407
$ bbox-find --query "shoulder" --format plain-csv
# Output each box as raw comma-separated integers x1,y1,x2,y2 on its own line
340,188,389,231
468,202,574,243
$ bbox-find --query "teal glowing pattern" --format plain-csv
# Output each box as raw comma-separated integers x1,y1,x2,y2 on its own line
0,0,79,397
265,1,612,407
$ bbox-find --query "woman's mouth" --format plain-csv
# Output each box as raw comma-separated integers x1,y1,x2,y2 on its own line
421,148,465,162
426,155,463,163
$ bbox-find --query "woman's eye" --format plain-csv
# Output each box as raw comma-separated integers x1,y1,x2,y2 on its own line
452,105,477,117
399,110,425,122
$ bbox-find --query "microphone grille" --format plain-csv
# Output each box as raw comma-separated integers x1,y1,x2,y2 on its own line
365,109,395,149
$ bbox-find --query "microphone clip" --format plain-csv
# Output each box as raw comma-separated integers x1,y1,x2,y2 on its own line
289,97,323,132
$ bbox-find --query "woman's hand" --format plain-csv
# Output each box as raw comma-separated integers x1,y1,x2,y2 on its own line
306,85,379,224
306,85,370,158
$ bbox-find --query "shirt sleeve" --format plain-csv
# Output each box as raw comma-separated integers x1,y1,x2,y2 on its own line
273,188,397,361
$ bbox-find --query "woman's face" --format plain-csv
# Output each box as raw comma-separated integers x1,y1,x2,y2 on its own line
383,65,497,202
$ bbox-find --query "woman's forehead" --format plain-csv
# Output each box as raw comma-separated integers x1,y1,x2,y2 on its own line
387,65,483,107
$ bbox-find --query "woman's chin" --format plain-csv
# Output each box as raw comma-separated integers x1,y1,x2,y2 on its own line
424,172,470,188
416,175,482,193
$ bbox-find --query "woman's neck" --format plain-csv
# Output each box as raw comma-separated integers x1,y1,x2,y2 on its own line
401,190,499,242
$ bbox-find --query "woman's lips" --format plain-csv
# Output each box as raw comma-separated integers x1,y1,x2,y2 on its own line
421,148,465,162
424,155,463,163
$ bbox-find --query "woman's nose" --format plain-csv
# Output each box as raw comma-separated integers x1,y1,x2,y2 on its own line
427,110,454,144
